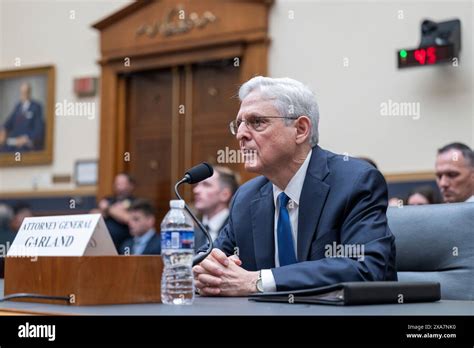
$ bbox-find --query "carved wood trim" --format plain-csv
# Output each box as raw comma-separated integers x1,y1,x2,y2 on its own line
94,0,272,201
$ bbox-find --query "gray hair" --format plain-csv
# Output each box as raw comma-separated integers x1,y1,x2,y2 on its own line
238,76,320,146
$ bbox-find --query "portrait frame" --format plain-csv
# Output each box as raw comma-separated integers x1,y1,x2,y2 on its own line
0,65,55,166
74,159,98,186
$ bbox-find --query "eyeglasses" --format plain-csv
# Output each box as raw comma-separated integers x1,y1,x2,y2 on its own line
229,115,299,135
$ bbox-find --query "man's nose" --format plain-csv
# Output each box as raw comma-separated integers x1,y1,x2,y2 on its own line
439,175,450,188
236,121,251,141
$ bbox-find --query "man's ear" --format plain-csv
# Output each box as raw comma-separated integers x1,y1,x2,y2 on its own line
219,188,232,205
295,116,312,145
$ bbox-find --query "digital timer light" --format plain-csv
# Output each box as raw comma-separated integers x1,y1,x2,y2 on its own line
397,44,456,68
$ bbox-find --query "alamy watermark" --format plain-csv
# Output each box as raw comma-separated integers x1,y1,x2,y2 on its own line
55,99,96,120
217,146,257,166
18,322,55,341
380,99,420,120
1,241,39,262
324,241,365,261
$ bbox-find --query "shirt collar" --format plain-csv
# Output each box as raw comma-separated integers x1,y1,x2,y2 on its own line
133,228,156,245
466,195,474,203
273,149,313,207
202,208,229,231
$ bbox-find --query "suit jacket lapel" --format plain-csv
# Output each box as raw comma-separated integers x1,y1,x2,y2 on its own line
142,235,153,255
297,146,331,261
142,233,159,254
250,181,275,269
194,227,208,250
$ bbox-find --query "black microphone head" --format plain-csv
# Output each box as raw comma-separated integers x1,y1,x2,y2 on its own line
184,162,214,184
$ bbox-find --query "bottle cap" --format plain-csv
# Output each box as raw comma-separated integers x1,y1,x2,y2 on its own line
170,199,185,209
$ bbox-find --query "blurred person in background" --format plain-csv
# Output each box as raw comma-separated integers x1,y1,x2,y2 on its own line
0,204,14,279
388,197,405,207
10,202,33,232
92,173,136,250
193,166,239,251
407,186,439,205
435,143,474,203
119,199,160,255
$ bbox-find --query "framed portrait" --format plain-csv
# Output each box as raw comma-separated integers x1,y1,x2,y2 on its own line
74,160,98,186
0,65,55,166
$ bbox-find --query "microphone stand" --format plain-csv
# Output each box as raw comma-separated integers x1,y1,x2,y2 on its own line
174,179,214,266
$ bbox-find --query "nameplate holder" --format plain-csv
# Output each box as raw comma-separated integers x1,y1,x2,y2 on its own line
5,215,163,305
7,214,117,257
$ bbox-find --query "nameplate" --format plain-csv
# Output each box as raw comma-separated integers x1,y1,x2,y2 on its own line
7,214,117,257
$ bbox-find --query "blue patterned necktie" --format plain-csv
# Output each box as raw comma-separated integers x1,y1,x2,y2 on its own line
277,192,297,266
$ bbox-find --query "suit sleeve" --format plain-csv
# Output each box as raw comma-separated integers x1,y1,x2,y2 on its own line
271,168,397,291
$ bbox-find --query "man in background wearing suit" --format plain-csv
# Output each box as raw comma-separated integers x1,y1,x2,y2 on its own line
193,166,239,251
119,199,160,255
0,82,45,152
93,173,136,251
193,76,397,296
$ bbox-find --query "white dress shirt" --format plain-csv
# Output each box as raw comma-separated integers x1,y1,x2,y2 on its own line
22,100,31,113
260,149,313,292
202,208,229,241
466,196,474,203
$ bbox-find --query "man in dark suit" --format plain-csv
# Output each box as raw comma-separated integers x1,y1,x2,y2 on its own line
193,76,397,296
0,83,45,152
119,199,160,255
93,173,136,251
0,204,14,279
193,166,239,251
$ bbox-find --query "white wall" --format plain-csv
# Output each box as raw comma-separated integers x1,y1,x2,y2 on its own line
0,0,472,193
269,0,473,173
0,0,131,192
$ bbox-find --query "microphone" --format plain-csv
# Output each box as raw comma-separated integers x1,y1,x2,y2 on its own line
182,162,214,184
174,162,214,266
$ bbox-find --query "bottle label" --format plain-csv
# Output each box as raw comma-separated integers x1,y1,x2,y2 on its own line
161,230,194,250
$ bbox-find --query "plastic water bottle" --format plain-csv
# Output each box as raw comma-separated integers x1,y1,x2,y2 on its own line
161,199,195,305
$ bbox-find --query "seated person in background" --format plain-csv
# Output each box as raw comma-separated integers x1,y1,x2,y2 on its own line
192,166,239,251
11,202,33,232
0,204,14,279
388,197,404,207
435,142,474,203
407,186,439,205
0,204,15,247
92,173,136,250
0,83,45,152
193,76,397,296
119,199,160,255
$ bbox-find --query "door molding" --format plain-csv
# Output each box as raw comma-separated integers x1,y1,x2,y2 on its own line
93,0,273,200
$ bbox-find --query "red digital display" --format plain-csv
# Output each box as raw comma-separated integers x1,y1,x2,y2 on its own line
413,47,437,64
398,44,455,68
